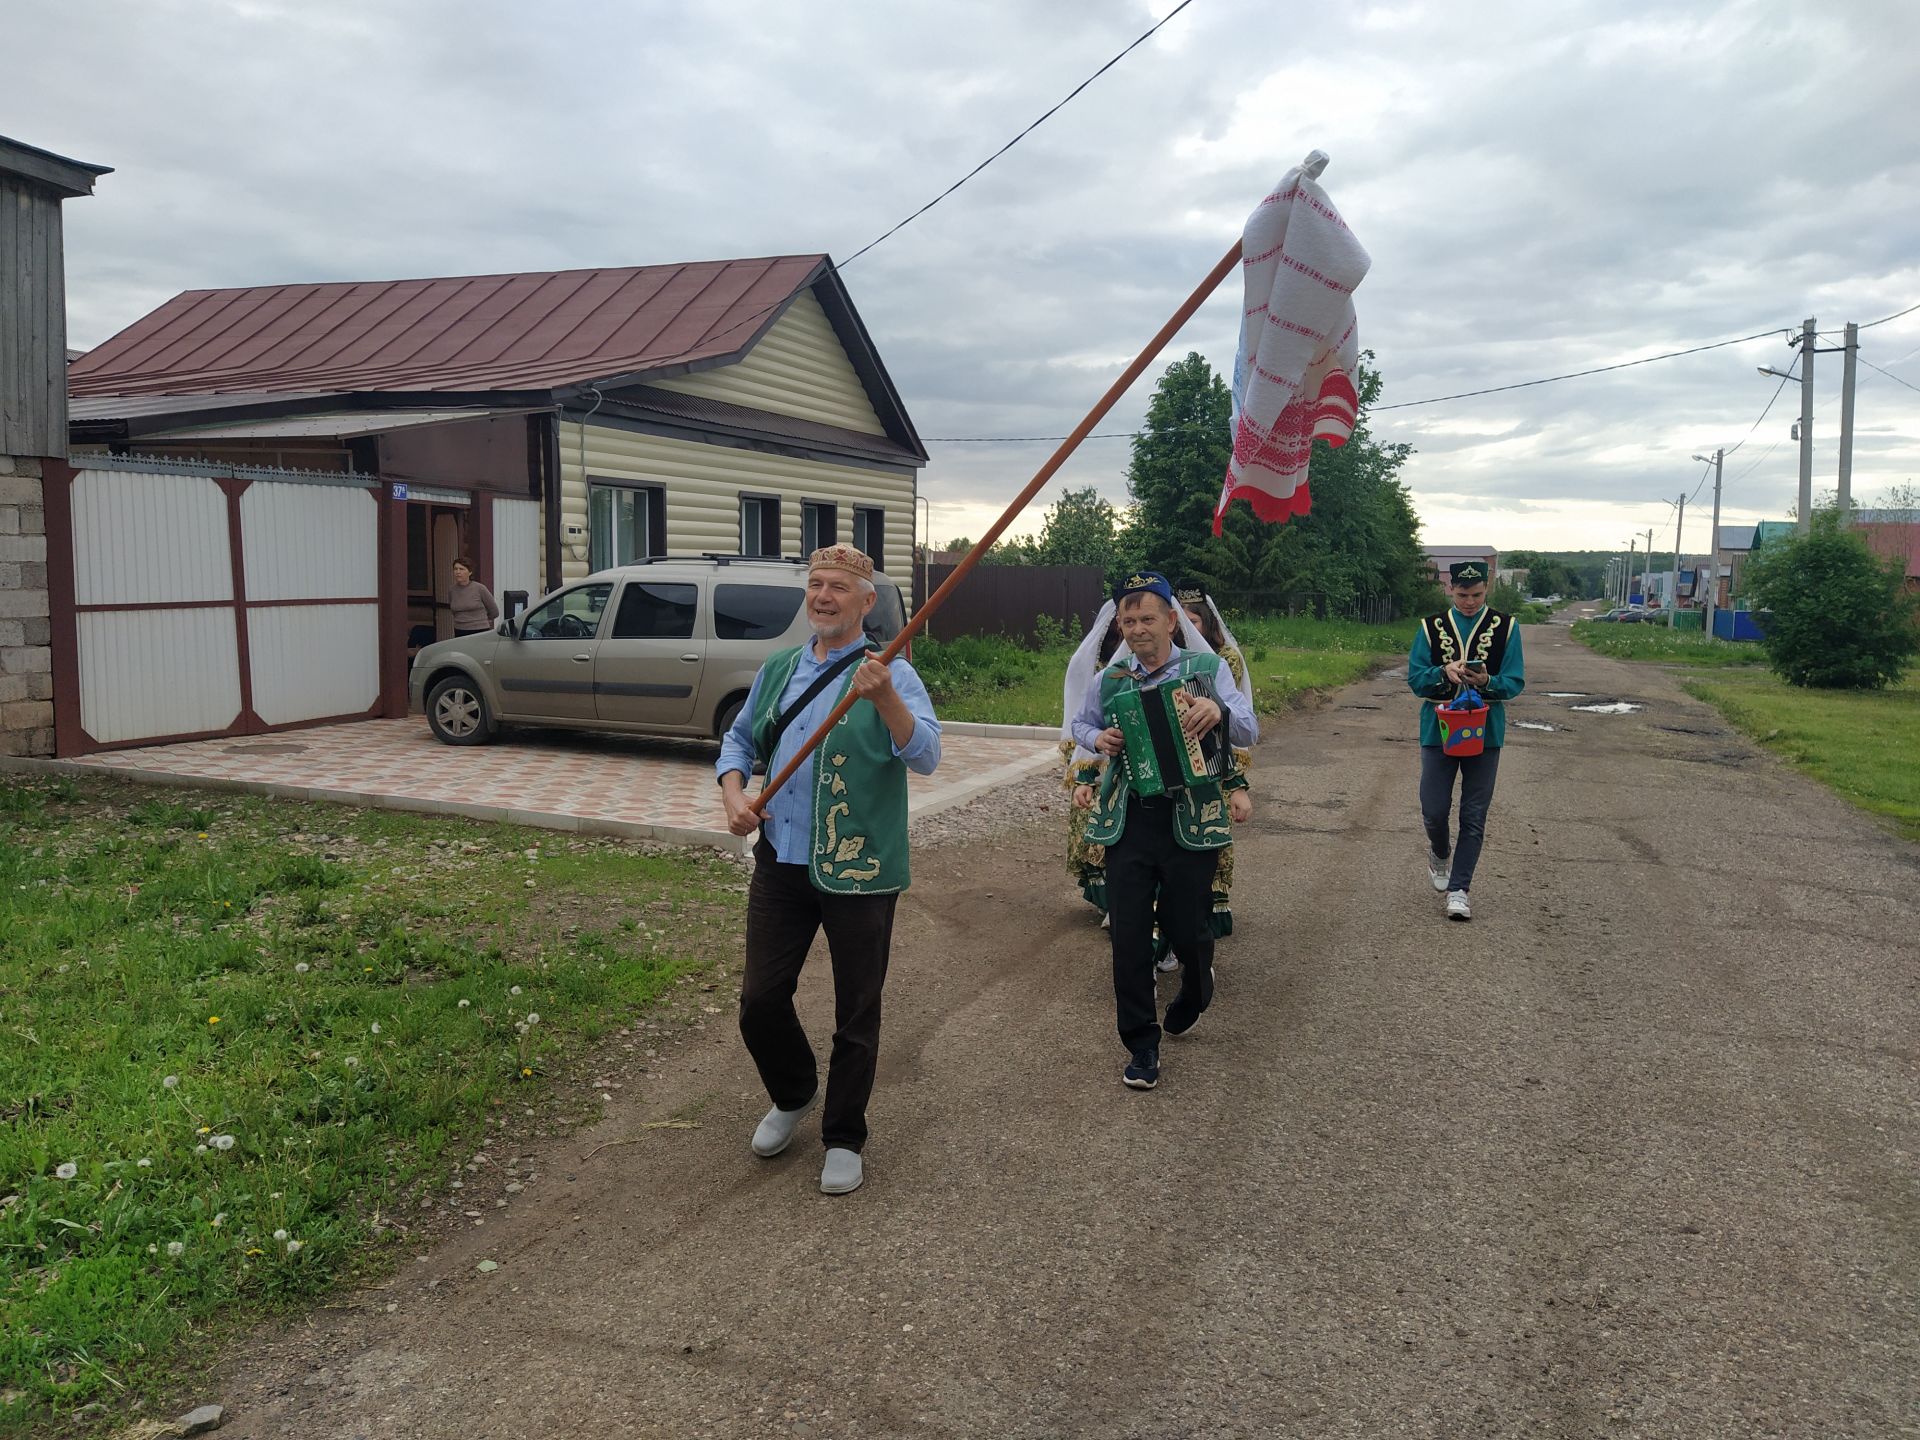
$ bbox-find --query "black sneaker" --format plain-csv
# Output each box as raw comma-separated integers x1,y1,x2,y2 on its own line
1122,1049,1160,1089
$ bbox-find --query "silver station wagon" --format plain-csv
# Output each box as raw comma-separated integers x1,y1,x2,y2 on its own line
410,556,908,745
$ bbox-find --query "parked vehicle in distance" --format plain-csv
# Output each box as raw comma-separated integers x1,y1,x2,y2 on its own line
409,556,907,746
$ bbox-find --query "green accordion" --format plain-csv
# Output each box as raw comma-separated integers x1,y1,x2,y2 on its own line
1107,683,1212,797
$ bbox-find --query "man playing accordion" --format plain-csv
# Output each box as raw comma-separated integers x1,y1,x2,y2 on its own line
1071,571,1258,1090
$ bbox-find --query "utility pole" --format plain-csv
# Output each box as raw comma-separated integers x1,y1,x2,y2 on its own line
1837,320,1858,525
1703,449,1723,638
1624,539,1636,605
1796,317,1816,533
1640,526,1655,608
1668,493,1686,628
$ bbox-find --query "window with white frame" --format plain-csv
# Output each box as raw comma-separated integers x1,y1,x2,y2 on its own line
588,482,664,570
740,494,781,556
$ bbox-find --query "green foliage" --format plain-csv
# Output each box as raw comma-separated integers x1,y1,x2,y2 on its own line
1121,351,1428,614
1031,486,1124,578
1741,512,1920,689
0,782,740,1423
1489,578,1528,613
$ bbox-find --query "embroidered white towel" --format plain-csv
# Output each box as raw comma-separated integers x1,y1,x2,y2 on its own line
1213,151,1371,532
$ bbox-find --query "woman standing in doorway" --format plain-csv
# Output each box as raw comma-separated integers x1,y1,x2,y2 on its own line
449,556,499,638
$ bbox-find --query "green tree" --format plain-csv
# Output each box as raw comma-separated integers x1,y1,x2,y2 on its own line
1123,351,1234,585
1032,485,1122,573
1743,511,1920,688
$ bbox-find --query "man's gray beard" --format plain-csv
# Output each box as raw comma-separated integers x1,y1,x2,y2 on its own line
810,616,861,646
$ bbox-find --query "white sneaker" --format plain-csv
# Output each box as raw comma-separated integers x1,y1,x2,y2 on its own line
1426,850,1450,892
1445,890,1472,921
820,1147,864,1195
750,1093,818,1157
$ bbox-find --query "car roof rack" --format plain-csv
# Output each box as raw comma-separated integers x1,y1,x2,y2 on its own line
612,554,806,568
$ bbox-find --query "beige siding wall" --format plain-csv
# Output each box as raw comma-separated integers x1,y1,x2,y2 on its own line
650,291,887,436
558,421,914,584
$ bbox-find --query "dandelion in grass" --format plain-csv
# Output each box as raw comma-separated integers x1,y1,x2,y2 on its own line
137,1157,152,1168
167,1241,185,1258
162,1075,180,1090
195,1144,209,1155
510,985,522,996
273,1229,289,1242
208,1016,221,1026
457,999,470,1009
363,966,373,973
525,1013,539,1026
370,1022,381,1035
294,962,310,974
212,1134,236,1151
286,1239,303,1255
520,1066,532,1077
197,1125,211,1134
211,1212,227,1227
245,1247,264,1256
55,1161,77,1180
345,1056,360,1068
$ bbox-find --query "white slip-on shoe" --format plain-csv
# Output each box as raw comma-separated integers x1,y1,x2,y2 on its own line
1426,850,1451,893
1445,889,1472,921
820,1147,864,1195
750,1093,818,1158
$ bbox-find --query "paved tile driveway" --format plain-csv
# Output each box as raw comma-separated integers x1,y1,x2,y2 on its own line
73,718,1059,849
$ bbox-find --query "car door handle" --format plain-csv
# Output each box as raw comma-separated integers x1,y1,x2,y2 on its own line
572,653,591,663
680,653,698,662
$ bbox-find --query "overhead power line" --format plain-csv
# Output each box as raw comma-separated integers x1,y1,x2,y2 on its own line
632,1,1201,372
1861,356,1920,395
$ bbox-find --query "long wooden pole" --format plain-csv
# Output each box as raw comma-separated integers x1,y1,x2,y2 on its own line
751,237,1245,815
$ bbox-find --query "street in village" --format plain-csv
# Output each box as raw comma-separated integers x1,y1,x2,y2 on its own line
199,620,1920,1439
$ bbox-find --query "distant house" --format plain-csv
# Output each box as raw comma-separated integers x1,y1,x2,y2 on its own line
1423,545,1497,585
68,256,927,619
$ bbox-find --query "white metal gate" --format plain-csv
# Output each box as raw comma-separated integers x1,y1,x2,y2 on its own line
50,458,382,754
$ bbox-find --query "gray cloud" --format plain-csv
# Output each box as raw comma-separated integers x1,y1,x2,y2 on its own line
10,0,1918,549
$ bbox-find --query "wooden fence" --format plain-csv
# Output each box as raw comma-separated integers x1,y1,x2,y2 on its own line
911,563,1105,644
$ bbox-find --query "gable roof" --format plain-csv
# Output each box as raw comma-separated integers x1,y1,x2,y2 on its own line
69,256,925,460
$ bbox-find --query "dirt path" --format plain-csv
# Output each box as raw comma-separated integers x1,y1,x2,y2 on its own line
207,627,1920,1439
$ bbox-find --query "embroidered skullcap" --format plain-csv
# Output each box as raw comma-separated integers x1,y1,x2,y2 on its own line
1449,560,1488,584
808,544,874,580
1113,570,1174,605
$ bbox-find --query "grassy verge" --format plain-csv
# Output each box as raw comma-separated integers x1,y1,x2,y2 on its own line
1570,619,1920,841
1571,619,1766,666
915,616,1412,725
0,776,743,1430
1680,669,1920,841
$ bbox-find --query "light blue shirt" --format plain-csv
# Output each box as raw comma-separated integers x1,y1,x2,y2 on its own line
1070,643,1259,756
717,636,941,865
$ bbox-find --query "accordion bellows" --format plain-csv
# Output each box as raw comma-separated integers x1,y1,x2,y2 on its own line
1108,684,1214,796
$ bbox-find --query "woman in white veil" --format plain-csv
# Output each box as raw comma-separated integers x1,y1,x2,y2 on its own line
1058,593,1218,922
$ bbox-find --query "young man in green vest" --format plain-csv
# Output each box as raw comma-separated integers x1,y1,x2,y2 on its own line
716,545,941,1195
1071,572,1257,1090
1406,559,1526,921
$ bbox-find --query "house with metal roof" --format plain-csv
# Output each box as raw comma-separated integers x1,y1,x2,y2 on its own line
68,257,927,646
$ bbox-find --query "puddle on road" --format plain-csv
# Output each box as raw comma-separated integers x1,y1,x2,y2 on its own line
1568,701,1643,714
1546,692,1588,698
1514,721,1557,732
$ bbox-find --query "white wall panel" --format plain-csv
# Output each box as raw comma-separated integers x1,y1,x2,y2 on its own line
77,609,241,744
240,482,378,600
651,292,888,435
558,423,913,583
491,498,543,603
71,469,232,606
246,603,380,726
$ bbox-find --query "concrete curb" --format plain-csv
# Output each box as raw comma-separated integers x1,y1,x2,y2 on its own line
935,720,1060,740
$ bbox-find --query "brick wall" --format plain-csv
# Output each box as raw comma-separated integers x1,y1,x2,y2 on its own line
0,454,53,757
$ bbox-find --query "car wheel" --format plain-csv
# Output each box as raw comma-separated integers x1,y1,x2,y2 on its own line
715,695,745,739
427,675,493,745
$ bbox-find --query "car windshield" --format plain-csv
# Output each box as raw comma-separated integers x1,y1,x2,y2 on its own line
866,580,906,642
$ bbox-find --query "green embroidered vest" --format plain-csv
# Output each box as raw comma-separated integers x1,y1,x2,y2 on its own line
1082,651,1235,853
750,645,911,896
1419,608,1512,675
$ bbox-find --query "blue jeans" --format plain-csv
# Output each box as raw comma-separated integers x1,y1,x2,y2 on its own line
1419,745,1502,892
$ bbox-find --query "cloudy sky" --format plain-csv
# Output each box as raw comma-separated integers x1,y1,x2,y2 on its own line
12,0,1920,552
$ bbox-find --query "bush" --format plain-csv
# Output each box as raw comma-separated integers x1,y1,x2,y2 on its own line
1743,512,1920,689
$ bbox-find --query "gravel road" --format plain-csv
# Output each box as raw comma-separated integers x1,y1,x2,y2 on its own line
206,627,1920,1439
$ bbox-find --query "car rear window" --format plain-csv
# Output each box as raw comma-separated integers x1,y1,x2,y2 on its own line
713,583,804,640
611,582,698,639
867,581,906,642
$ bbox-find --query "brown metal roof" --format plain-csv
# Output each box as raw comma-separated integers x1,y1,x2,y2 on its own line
69,256,828,400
